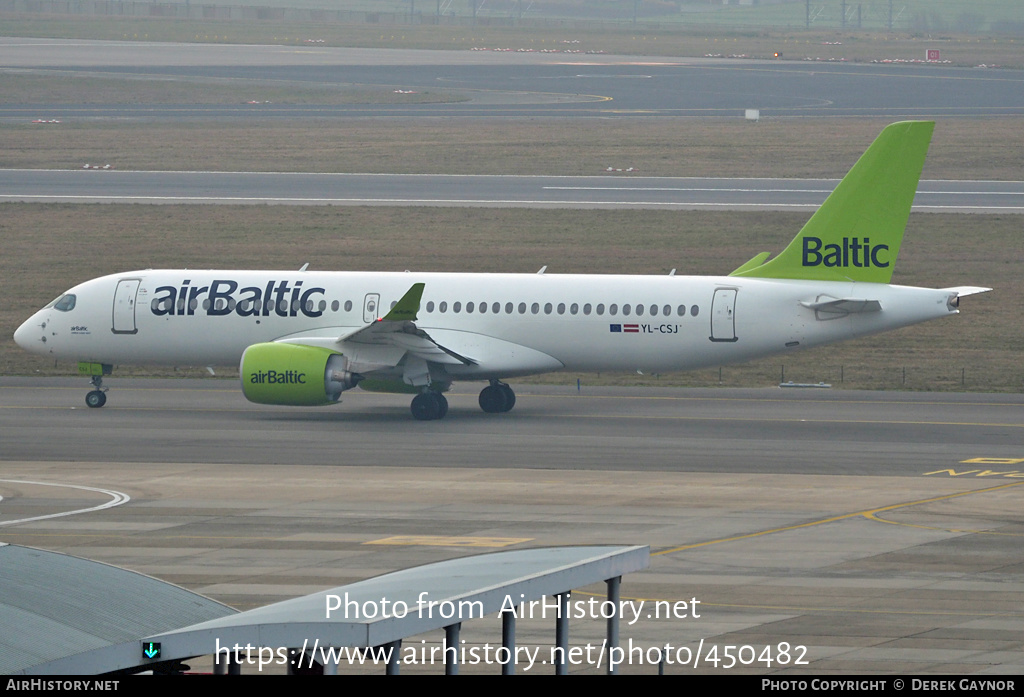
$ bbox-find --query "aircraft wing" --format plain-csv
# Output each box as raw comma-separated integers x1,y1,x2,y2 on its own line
336,283,477,366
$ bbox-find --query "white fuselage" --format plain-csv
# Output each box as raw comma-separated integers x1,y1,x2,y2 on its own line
15,269,959,382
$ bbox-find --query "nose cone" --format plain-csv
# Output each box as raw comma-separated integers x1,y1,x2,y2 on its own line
14,313,43,354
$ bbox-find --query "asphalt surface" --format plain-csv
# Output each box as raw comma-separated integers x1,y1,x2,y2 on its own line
2,379,1022,475
3,38,1024,120
1,379,1023,674
3,169,1022,211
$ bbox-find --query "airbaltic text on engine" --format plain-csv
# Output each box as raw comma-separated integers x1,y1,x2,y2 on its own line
249,370,307,385
802,236,889,268
151,279,326,317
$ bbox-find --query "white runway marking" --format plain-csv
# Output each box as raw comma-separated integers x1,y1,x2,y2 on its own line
0,479,131,527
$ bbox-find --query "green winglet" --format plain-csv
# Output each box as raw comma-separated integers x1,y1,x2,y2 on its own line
382,282,425,322
732,121,934,284
729,251,771,277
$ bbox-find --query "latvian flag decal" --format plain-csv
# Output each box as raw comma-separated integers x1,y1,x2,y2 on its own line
610,324,640,333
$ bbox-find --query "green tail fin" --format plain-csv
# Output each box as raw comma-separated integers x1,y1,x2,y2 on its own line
730,120,934,283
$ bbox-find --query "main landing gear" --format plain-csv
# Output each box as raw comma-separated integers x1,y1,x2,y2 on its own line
410,390,448,421
409,381,517,420
85,374,107,408
479,380,515,414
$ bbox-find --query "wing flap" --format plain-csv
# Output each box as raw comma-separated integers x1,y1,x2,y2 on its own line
388,331,477,365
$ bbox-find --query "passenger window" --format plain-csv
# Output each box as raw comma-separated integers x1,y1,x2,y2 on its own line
691,305,700,317
609,304,618,316
557,303,566,315
331,300,340,312
583,303,592,315
570,303,579,315
531,302,539,314
505,302,513,314
344,300,353,312
453,302,461,313
544,303,552,315
439,301,448,313
663,304,671,316
426,301,435,312
596,303,605,316
622,304,631,316
677,305,686,316
467,302,475,313
635,304,644,316
518,302,527,314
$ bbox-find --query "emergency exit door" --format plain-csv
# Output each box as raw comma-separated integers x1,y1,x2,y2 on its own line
709,288,738,342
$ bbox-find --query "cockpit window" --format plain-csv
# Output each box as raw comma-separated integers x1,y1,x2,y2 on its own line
53,294,77,312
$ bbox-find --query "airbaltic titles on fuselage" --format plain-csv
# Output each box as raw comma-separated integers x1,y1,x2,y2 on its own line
151,279,326,318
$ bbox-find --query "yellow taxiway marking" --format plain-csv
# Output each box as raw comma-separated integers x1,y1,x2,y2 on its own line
365,535,533,548
961,457,1024,465
654,481,1024,557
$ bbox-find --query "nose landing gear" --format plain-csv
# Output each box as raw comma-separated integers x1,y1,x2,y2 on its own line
85,377,107,408
80,363,112,408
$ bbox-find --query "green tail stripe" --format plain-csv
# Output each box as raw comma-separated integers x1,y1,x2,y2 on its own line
731,121,934,283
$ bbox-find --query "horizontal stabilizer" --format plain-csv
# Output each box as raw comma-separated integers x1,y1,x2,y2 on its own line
800,298,882,314
942,286,992,298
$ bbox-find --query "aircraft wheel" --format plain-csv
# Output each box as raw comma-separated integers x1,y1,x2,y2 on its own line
85,390,107,408
411,392,445,421
498,384,516,412
478,385,508,414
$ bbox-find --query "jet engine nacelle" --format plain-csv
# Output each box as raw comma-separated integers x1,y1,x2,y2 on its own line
240,343,359,406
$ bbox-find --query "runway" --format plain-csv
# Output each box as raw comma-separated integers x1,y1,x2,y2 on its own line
2,169,1022,211
1,379,1023,673
2,379,1023,474
3,38,1024,120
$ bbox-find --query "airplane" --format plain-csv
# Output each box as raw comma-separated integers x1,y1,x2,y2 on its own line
14,121,989,420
